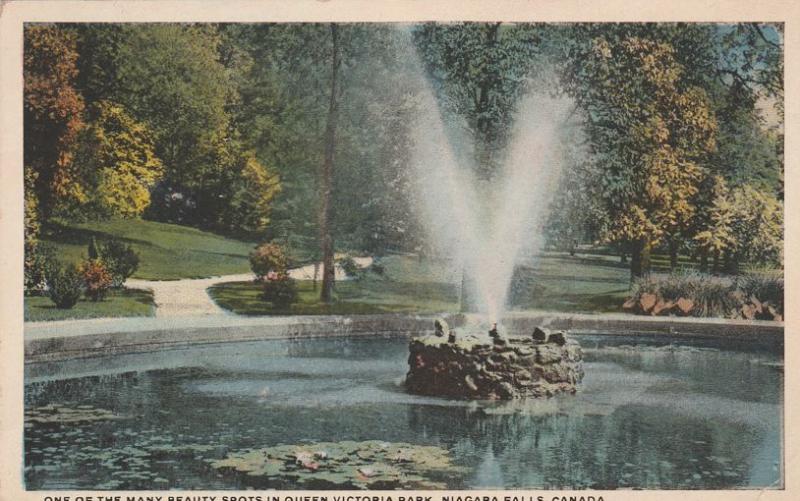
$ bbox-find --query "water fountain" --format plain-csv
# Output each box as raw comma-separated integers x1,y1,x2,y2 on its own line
405,320,584,399
403,43,584,399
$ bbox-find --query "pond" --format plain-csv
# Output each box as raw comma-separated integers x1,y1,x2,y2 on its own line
24,333,783,490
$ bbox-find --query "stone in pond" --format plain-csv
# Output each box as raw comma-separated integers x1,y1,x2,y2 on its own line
532,326,549,342
548,331,567,346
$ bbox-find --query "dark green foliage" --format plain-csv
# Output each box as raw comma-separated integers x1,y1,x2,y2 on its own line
737,273,784,313
25,242,56,295
261,276,298,308
46,262,84,309
88,236,99,260
688,278,741,318
413,22,542,178
337,256,360,279
101,239,140,288
27,22,783,277
631,271,767,318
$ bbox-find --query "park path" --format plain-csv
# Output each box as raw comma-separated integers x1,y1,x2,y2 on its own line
125,257,373,318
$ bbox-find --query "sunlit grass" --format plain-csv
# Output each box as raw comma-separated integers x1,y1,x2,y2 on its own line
24,288,156,322
41,219,257,280
209,253,632,316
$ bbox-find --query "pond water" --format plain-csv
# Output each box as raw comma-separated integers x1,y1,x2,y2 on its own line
25,334,783,490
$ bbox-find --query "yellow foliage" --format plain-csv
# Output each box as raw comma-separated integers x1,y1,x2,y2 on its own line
589,36,718,248
77,101,164,217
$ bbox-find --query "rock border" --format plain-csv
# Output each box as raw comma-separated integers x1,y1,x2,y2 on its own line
24,311,783,363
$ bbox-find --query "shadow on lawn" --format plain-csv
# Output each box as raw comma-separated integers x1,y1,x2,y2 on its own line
43,221,157,249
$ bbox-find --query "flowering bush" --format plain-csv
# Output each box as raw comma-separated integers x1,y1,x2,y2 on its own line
250,242,290,281
261,273,298,308
80,259,113,301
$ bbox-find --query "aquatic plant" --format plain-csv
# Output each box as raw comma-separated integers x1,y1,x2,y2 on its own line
211,440,464,489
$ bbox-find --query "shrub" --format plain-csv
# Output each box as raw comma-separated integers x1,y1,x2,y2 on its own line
46,262,84,309
737,273,784,314
250,242,290,280
101,239,140,287
688,276,740,317
80,259,113,301
88,236,100,260
25,242,56,295
629,271,763,318
261,273,298,308
337,256,361,279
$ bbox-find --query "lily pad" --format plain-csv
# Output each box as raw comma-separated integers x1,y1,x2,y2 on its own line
211,440,463,489
26,405,125,425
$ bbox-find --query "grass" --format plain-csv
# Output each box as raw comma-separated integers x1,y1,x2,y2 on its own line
24,288,156,322
41,219,257,280
209,253,632,316
508,253,631,313
209,278,460,316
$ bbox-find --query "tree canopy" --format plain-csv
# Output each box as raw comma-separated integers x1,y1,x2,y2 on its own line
24,22,784,286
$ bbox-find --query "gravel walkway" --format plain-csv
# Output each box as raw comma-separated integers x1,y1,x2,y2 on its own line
125,257,373,318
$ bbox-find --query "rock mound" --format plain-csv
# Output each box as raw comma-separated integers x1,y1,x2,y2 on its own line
405,323,583,399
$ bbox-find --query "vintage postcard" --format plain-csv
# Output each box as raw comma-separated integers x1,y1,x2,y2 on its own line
0,1,796,500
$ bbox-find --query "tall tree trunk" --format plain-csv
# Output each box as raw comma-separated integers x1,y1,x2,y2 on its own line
319,24,339,303
630,239,651,282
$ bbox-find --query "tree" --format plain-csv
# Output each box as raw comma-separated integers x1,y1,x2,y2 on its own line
545,142,606,255
78,24,235,226
74,100,164,218
319,23,340,303
413,22,541,179
225,153,282,235
218,24,327,253
726,184,783,271
566,36,717,280
692,175,736,272
74,24,282,237
542,23,782,274
219,24,425,264
24,25,86,219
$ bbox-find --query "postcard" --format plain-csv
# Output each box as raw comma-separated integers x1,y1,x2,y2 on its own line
0,1,795,500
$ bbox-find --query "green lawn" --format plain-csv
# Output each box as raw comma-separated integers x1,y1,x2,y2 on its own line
209,253,632,316
41,219,257,280
25,288,156,322
508,253,631,313
209,278,460,316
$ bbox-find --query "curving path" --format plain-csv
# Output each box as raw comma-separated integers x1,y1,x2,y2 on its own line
126,257,373,318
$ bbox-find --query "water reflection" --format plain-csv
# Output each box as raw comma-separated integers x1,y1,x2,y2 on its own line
24,334,782,490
